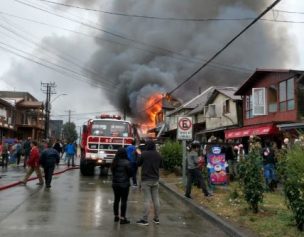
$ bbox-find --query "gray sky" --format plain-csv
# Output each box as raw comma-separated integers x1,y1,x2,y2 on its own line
0,0,304,129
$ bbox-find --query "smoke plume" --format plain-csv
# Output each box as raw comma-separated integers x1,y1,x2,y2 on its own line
0,0,298,126
82,0,297,122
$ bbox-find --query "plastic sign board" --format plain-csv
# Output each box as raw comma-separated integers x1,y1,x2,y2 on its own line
177,117,193,140
207,146,228,185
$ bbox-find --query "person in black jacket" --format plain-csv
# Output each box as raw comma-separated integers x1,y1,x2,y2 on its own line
136,140,162,226
111,147,132,224
40,143,60,188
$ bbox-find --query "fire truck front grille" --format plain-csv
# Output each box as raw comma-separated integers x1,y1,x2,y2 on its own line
88,144,125,150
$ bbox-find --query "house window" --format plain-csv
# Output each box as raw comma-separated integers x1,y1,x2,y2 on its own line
268,85,278,113
223,100,230,114
245,95,253,119
279,78,295,111
252,88,266,115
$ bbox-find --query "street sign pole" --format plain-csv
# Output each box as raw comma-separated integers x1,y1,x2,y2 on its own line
177,116,193,187
182,140,187,186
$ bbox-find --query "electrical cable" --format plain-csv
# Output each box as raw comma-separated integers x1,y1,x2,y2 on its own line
33,0,257,22
0,17,117,89
167,0,282,96
140,0,282,113
4,7,253,74
0,42,115,91
14,0,254,75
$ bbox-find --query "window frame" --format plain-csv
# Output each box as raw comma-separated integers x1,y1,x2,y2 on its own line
279,78,295,112
245,95,253,119
223,99,230,114
252,88,266,116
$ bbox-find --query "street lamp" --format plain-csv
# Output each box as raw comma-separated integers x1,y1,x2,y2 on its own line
51,93,67,104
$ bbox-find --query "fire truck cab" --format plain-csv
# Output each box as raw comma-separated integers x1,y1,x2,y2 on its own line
80,114,136,176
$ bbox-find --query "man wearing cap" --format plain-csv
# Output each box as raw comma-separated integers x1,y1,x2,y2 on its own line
185,141,212,199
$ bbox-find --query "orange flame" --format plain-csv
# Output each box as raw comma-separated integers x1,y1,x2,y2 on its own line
141,93,163,134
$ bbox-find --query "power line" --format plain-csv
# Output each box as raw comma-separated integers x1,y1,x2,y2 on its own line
33,0,257,22
0,43,115,91
275,9,304,15
14,0,250,72
5,5,251,73
141,0,282,113
0,17,117,89
167,0,282,96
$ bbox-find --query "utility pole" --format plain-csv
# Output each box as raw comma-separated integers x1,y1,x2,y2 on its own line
65,110,75,124
41,82,56,139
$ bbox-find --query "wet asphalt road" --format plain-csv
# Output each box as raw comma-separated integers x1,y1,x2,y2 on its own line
0,169,228,237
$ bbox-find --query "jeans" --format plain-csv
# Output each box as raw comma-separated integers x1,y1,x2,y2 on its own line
263,163,276,185
130,162,138,185
67,154,75,166
142,180,160,221
43,164,56,186
112,186,130,218
185,168,209,196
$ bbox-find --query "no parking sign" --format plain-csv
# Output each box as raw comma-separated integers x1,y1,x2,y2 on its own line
177,117,193,140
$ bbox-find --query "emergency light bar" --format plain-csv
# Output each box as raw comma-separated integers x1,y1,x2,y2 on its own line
100,114,122,120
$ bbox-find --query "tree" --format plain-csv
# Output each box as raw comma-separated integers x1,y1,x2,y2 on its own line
281,145,304,231
239,136,264,213
159,140,182,171
62,122,78,143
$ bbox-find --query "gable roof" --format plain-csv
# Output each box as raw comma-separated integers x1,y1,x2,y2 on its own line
17,101,44,109
187,87,241,116
206,87,241,105
235,69,304,95
167,87,214,116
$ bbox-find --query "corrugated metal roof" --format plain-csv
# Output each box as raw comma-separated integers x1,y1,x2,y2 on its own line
17,101,43,108
1,98,24,106
167,87,214,116
215,87,241,101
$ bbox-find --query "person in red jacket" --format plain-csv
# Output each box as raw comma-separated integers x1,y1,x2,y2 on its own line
21,140,44,185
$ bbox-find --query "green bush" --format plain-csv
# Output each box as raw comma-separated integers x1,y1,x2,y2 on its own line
239,144,264,213
283,145,304,231
159,140,182,171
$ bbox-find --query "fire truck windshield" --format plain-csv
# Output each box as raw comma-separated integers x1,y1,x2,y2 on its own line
91,120,131,137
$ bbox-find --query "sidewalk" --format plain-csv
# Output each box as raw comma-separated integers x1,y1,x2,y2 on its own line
160,174,258,237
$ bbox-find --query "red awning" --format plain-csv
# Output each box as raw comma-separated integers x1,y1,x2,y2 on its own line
225,124,278,139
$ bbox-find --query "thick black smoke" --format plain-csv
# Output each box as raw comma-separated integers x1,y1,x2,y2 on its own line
80,0,297,122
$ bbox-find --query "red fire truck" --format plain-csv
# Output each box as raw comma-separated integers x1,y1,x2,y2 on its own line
80,114,138,176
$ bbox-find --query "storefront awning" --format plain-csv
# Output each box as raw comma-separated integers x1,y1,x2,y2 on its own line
196,127,225,135
277,123,304,131
225,124,278,139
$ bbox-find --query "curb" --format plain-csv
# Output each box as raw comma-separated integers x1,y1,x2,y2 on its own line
0,166,79,191
159,179,257,237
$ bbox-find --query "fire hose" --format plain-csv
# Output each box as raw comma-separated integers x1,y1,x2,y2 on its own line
0,166,79,191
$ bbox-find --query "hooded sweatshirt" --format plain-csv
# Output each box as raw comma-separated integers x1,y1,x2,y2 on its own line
138,141,162,182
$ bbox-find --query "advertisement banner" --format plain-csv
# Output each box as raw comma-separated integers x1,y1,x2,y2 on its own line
207,146,228,185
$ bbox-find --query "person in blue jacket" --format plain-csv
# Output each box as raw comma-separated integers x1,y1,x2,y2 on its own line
126,140,138,187
65,141,76,167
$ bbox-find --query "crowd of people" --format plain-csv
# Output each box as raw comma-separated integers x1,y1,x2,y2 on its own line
0,138,78,168
190,134,303,193
0,137,78,188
